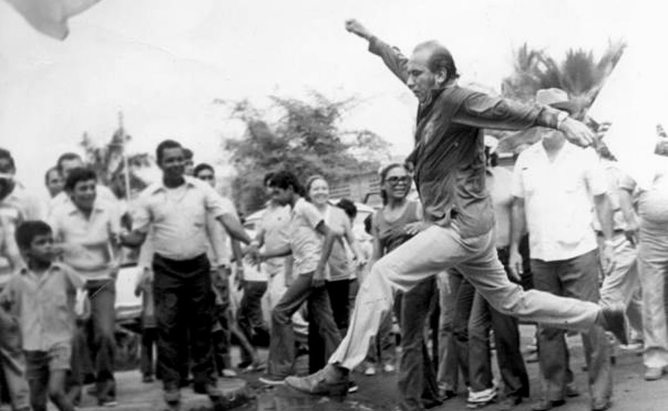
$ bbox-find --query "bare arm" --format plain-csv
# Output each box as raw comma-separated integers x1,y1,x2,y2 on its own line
508,197,526,280
217,213,252,245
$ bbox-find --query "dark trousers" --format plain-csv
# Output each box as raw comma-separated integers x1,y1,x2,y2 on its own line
85,279,117,387
238,281,268,363
450,270,474,389
308,279,352,372
468,249,530,398
531,250,612,405
153,254,215,390
140,327,158,378
396,277,441,411
269,272,341,378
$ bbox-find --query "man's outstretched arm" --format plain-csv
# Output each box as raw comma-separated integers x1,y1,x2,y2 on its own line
452,92,595,147
345,19,409,85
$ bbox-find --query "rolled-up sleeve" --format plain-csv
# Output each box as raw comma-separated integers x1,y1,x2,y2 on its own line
453,92,562,131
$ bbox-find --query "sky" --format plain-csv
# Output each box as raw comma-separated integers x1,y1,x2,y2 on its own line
0,0,641,193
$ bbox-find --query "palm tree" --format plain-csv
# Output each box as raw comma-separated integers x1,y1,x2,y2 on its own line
498,41,626,153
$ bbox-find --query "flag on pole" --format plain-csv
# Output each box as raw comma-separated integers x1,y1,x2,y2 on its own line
4,0,102,40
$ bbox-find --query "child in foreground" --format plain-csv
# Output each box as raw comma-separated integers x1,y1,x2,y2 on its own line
1,221,84,411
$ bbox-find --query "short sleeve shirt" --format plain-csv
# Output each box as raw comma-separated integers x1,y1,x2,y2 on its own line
48,199,121,280
2,263,84,351
132,177,234,261
288,198,323,275
512,142,606,261
257,203,291,277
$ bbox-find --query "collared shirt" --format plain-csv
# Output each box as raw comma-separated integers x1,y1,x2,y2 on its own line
132,177,234,261
288,198,323,275
512,141,606,261
368,38,563,238
1,263,83,351
206,195,238,267
257,202,291,277
48,199,121,279
48,184,118,219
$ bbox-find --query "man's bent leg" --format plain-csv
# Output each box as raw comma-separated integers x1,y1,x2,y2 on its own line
328,225,473,371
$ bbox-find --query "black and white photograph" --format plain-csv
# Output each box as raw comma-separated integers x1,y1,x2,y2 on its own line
1,1,667,410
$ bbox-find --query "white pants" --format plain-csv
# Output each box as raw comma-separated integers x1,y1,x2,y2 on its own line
638,222,668,368
329,224,601,370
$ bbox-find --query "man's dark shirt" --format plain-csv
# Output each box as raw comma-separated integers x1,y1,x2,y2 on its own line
368,37,563,238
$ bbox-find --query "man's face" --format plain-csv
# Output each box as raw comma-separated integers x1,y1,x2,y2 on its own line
195,169,215,188
270,186,292,206
69,179,97,211
46,169,64,198
60,158,84,181
407,49,440,103
26,233,55,264
159,147,185,179
0,158,14,199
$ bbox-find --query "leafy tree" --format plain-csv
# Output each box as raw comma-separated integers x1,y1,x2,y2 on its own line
80,129,151,199
221,92,391,213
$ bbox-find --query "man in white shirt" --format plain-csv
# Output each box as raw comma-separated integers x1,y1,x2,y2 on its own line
49,167,121,406
509,89,616,411
120,140,253,407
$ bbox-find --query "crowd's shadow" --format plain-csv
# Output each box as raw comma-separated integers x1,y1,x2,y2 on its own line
255,386,373,411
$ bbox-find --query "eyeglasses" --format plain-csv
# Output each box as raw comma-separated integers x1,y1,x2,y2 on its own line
197,174,214,181
386,176,411,185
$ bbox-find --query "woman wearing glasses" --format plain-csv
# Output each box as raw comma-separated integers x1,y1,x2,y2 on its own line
368,163,441,411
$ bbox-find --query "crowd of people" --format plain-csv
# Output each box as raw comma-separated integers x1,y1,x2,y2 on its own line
0,18,667,411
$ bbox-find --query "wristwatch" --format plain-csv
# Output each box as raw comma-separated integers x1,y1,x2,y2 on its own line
556,110,569,130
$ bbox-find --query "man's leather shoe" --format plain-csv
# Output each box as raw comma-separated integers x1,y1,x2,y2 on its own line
284,367,349,396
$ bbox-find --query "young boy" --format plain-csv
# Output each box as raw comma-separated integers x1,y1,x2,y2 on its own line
1,221,83,411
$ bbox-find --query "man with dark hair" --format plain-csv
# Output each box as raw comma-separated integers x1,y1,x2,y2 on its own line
285,20,626,401
45,167,64,198
49,153,117,218
252,172,294,355
336,198,357,221
120,140,253,407
252,170,341,385
49,167,121,406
